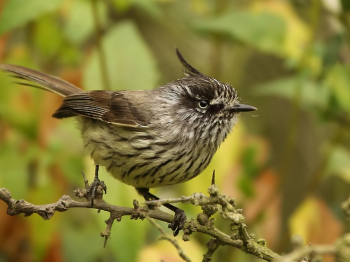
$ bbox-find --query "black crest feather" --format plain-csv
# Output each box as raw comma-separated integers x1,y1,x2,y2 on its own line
176,48,203,77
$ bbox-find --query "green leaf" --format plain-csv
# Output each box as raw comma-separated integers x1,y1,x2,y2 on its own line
238,176,255,198
0,142,32,198
111,0,132,12
111,0,162,19
0,0,62,35
130,0,163,20
64,0,107,45
47,121,84,185
324,64,350,113
83,21,159,91
341,0,350,11
32,15,64,59
0,83,42,140
28,180,64,259
327,146,350,184
62,216,106,262
238,143,264,198
193,11,286,54
255,76,329,109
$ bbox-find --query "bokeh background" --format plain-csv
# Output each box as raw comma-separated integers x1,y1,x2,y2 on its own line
0,0,350,261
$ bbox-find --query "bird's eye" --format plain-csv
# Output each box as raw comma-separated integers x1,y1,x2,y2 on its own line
198,100,209,109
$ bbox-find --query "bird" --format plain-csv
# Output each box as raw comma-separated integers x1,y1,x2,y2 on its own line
0,49,256,235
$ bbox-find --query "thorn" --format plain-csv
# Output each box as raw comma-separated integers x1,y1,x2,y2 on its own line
211,170,216,185
81,170,89,189
81,170,86,179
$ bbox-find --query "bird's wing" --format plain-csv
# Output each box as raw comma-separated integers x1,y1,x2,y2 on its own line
53,90,149,127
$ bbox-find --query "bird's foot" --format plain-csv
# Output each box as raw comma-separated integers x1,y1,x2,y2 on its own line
87,165,107,206
136,188,187,236
168,209,186,237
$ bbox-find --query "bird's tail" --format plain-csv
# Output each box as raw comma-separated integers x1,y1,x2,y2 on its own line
0,64,83,97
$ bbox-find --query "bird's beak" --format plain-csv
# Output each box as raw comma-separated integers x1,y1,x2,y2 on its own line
226,104,257,113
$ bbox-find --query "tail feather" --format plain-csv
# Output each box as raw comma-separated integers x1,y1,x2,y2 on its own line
0,64,83,97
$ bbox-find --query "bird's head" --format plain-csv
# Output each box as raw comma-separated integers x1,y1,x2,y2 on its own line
156,49,257,145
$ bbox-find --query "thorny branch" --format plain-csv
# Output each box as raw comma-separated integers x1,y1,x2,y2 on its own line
0,171,349,262
274,244,336,262
147,217,191,262
203,239,221,262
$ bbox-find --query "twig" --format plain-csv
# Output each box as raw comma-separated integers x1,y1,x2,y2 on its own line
101,214,116,247
274,245,336,262
0,184,281,261
147,217,191,262
0,187,173,222
81,170,89,189
203,239,220,262
144,184,235,212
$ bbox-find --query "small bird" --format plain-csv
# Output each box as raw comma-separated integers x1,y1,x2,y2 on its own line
0,49,256,235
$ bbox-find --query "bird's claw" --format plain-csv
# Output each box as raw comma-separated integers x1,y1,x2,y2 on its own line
87,177,107,207
168,209,186,236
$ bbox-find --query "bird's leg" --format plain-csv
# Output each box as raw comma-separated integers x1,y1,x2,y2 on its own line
136,188,186,237
87,165,107,206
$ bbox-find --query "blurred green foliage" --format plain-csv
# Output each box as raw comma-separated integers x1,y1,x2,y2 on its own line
0,0,350,261
194,11,287,54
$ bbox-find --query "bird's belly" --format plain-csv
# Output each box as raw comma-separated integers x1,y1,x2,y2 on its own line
80,119,214,188
87,140,213,188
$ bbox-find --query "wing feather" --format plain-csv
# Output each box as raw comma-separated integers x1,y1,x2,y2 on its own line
53,90,149,127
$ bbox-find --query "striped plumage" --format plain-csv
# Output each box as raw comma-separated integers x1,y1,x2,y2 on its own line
79,81,239,188
0,49,256,188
